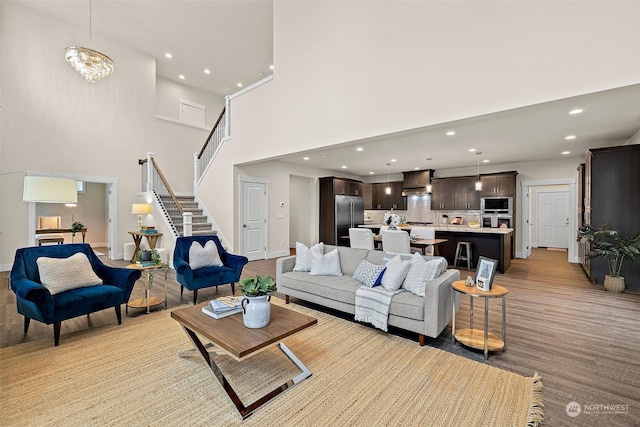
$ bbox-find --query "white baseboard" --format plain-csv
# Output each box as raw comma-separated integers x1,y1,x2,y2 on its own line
268,250,290,258
1,263,12,272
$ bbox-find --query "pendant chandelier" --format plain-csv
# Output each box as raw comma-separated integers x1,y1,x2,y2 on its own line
385,163,392,195
65,0,113,82
475,152,483,191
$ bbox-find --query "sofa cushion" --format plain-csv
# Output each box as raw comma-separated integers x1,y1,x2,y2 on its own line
294,242,324,272
380,255,410,291
322,245,369,276
189,240,223,269
402,252,443,297
280,272,361,304
310,248,342,276
352,260,386,287
388,290,425,321
36,253,103,295
383,252,448,276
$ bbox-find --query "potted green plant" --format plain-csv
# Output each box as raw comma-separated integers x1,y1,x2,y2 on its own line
577,223,640,292
239,275,277,328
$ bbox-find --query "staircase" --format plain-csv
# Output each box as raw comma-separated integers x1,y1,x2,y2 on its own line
159,195,216,237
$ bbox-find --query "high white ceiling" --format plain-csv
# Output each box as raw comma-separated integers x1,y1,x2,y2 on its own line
16,1,640,177
18,0,273,96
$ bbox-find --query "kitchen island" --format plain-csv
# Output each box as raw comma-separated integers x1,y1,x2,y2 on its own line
359,224,513,273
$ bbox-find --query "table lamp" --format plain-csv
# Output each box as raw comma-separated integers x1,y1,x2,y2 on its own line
132,203,151,230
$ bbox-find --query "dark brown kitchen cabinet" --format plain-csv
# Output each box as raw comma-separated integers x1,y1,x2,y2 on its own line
330,177,363,196
454,177,481,210
363,183,373,209
403,169,435,189
372,182,405,210
430,178,455,210
480,172,516,197
581,146,640,290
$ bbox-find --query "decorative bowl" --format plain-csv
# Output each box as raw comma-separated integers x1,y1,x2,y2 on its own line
468,222,481,229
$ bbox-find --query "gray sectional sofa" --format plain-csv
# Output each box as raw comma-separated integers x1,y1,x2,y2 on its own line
276,245,460,345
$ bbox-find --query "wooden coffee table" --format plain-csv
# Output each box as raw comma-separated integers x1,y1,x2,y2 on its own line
171,302,317,419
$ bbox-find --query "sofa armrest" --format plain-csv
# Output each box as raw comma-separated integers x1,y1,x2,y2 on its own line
422,269,461,338
95,264,141,290
276,256,296,290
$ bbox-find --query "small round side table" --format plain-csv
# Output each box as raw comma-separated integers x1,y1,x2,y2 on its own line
451,280,508,359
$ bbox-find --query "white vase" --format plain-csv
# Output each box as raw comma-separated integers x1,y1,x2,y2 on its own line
241,295,271,328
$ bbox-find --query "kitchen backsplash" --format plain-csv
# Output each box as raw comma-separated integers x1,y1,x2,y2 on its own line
365,195,481,225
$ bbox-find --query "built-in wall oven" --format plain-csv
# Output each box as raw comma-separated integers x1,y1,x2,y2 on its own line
481,197,513,228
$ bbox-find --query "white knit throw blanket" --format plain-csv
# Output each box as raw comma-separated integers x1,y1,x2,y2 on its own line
354,286,403,332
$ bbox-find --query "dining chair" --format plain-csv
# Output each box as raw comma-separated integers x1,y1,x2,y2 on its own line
36,216,64,246
410,226,436,255
381,229,411,254
348,228,375,250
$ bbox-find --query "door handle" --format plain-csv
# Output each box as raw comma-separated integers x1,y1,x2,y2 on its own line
243,224,247,228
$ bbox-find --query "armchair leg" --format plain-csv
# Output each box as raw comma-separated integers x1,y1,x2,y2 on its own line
180,286,184,296
115,305,122,325
54,322,61,346
231,282,235,295
23,316,31,334
193,289,198,305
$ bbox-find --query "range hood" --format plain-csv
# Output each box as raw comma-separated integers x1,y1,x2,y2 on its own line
402,188,431,196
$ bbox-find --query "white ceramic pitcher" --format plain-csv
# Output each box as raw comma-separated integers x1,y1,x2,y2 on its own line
241,296,271,328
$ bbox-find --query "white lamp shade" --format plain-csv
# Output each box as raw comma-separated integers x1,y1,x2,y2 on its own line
23,176,78,204
132,204,151,215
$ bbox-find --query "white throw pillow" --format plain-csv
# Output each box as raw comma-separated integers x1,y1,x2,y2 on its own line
380,255,410,291
189,240,223,269
37,252,103,295
402,252,442,296
293,242,324,272
352,260,386,287
310,248,343,276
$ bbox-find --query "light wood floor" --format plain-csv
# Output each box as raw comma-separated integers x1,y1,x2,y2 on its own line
2,248,639,426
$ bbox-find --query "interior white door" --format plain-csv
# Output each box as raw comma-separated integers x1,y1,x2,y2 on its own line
241,181,267,261
537,190,569,249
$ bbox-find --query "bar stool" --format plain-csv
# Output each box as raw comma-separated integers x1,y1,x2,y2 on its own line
453,241,473,269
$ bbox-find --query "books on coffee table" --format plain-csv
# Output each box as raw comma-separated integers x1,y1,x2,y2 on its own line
202,305,241,319
209,296,244,312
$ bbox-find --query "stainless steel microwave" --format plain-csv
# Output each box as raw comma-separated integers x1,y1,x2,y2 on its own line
481,197,513,213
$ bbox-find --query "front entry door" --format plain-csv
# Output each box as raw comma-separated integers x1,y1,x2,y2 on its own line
537,190,569,249
241,180,267,261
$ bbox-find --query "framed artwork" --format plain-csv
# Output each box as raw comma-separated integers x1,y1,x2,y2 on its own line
476,256,497,291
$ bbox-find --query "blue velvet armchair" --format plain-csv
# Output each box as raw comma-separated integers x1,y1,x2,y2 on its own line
173,235,248,304
10,244,141,346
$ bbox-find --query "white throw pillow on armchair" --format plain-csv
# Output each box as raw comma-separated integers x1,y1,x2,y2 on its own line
189,240,223,269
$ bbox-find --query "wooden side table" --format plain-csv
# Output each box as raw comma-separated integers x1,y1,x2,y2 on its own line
451,280,507,359
128,231,163,262
126,264,168,314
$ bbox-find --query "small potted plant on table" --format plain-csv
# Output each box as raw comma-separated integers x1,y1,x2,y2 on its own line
239,275,277,328
577,223,640,292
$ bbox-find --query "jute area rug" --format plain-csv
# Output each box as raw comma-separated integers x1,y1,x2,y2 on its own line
0,299,543,426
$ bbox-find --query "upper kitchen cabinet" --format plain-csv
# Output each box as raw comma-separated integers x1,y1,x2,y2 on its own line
371,182,406,210
480,172,517,197
330,177,364,196
363,183,373,210
431,178,455,210
454,177,481,210
403,169,435,189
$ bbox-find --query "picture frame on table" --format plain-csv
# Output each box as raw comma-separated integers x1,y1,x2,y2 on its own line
476,256,498,291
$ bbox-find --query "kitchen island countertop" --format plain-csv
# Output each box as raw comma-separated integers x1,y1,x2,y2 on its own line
359,224,513,235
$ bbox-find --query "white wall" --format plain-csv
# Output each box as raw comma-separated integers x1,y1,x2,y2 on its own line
201,1,640,254
289,175,316,247
155,76,226,127
0,3,217,267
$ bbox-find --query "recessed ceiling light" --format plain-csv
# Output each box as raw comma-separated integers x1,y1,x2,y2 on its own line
565,135,576,140
303,156,309,161
468,148,476,152
562,151,571,155
390,159,397,162
414,166,420,170
446,131,456,136
237,82,243,87
369,171,374,175
341,165,347,169
165,53,172,59
482,159,490,163
178,75,185,80
204,69,211,74
269,65,274,70
569,109,583,115
356,147,364,151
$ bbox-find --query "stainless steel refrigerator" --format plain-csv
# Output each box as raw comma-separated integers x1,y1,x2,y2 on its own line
334,195,365,246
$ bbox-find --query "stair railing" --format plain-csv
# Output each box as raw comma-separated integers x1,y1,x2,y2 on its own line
139,153,184,236
194,104,229,186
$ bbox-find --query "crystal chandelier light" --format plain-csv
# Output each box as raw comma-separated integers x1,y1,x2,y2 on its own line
65,0,113,82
